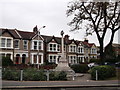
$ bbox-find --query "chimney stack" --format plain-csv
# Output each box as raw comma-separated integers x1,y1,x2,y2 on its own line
84,38,88,43
64,35,69,40
33,25,38,34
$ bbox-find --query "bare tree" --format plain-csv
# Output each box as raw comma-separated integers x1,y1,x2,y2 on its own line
67,1,120,62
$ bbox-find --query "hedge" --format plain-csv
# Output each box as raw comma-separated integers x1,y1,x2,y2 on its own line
89,65,116,80
2,68,20,81
2,68,67,81
70,64,89,73
49,71,67,81
23,68,46,81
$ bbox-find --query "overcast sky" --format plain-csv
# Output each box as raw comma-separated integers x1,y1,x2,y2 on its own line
0,0,119,46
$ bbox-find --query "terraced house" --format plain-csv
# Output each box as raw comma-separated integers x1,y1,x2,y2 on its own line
0,26,97,65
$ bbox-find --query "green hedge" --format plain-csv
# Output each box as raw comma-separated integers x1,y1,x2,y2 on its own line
2,68,20,81
49,71,67,81
70,64,89,73
2,68,67,81
89,65,116,80
23,68,46,81
2,68,46,81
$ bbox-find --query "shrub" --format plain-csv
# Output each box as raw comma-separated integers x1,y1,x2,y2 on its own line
89,65,116,80
70,64,89,73
23,68,46,81
40,64,57,70
2,68,47,81
49,71,67,81
2,68,67,81
2,56,13,67
2,68,20,81
89,59,101,64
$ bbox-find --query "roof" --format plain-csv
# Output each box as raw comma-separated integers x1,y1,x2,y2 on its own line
0,28,96,47
16,30,35,40
112,43,120,48
0,28,36,40
83,41,95,48
0,28,20,39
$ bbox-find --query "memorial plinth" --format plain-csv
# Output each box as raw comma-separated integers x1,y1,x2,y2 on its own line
54,31,74,75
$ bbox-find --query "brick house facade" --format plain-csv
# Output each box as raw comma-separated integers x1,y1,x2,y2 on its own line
0,27,97,65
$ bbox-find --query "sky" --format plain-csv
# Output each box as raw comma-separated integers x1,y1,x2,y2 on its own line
0,0,119,46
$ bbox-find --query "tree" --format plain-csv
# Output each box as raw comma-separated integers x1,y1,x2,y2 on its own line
2,56,13,67
66,1,120,62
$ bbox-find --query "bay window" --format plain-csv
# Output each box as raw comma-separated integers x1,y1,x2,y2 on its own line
0,37,13,48
91,48,97,54
49,55,57,63
69,45,77,53
32,40,43,50
33,41,37,50
1,38,5,47
78,47,84,54
68,56,77,64
7,39,11,47
48,43,60,52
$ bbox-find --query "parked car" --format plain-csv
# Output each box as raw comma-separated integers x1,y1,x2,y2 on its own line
115,62,120,67
88,63,99,68
104,62,111,65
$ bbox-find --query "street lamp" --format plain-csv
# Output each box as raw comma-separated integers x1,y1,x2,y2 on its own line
37,26,46,69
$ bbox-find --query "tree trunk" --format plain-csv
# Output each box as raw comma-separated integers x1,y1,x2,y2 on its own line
109,31,115,45
99,40,104,63
100,42,104,63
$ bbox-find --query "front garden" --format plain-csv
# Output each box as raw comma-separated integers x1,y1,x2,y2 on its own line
2,56,119,81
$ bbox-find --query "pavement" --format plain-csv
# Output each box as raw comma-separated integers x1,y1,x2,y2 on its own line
1,73,120,89
74,73,91,81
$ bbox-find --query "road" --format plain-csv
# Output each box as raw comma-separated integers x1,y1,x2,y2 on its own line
2,80,120,89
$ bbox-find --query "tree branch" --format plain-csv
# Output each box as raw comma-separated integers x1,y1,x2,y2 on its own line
107,2,118,28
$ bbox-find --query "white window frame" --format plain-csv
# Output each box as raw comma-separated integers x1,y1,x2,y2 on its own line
69,45,77,53
23,40,28,50
68,55,77,64
31,53,43,64
31,40,43,50
48,43,60,52
0,37,13,48
91,48,97,54
78,55,85,63
48,54,58,64
78,46,84,54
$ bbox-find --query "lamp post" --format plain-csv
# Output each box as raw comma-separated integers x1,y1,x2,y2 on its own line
37,26,46,69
